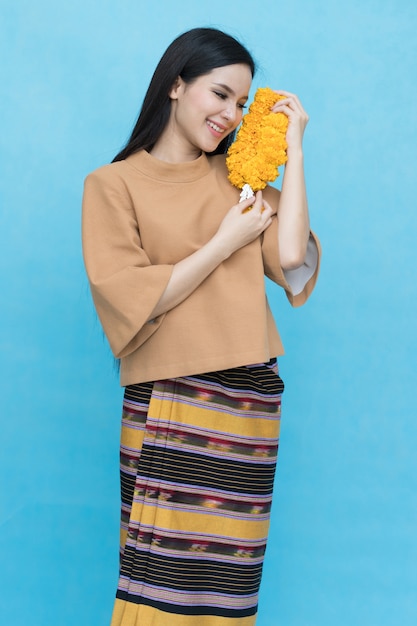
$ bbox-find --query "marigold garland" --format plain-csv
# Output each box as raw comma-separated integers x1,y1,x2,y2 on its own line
226,87,289,195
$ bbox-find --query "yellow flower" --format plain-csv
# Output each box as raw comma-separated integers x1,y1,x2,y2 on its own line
226,87,288,192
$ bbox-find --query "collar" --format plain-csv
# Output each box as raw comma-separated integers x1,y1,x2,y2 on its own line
126,149,212,183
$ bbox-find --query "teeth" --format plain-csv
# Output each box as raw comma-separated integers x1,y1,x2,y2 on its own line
207,121,222,132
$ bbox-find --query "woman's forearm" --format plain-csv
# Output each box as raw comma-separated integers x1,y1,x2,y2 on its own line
269,91,311,270
277,148,310,270
148,192,273,320
148,235,229,320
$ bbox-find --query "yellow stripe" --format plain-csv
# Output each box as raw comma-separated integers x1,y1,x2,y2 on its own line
111,598,257,626
148,397,280,439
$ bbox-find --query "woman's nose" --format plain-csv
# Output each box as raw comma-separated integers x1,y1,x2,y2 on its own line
222,106,236,123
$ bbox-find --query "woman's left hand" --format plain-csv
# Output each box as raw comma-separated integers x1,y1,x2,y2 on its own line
271,90,309,154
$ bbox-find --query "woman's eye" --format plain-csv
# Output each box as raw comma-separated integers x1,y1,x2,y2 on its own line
213,90,246,111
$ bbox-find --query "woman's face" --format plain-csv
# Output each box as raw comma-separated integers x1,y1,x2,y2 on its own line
166,63,252,159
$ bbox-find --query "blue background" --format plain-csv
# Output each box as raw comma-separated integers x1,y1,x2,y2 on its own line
1,1,416,624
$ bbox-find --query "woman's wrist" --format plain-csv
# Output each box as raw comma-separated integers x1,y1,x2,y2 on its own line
285,145,304,161
209,232,234,262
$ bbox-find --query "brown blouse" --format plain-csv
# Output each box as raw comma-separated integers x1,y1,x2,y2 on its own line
82,150,320,386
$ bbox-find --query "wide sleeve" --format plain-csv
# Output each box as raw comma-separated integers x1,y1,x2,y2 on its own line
261,215,321,307
82,167,173,358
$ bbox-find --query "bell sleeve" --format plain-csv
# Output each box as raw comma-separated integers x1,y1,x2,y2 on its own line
261,215,321,307
82,167,174,358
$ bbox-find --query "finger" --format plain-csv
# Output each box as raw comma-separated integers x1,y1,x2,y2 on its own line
262,207,274,221
262,199,275,215
271,102,309,127
270,103,294,118
272,92,306,115
271,99,302,115
273,89,295,97
251,191,264,213
260,216,273,232
273,90,302,106
238,195,256,211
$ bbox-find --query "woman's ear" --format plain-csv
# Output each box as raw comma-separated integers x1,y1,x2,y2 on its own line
169,76,184,100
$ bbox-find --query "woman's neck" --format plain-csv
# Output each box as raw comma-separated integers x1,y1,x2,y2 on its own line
150,129,202,163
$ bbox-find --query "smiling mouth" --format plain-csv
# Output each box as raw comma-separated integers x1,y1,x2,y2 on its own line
206,120,224,134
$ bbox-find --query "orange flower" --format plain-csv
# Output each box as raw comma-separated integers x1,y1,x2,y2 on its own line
226,87,288,193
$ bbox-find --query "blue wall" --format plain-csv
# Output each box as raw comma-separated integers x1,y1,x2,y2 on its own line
1,1,416,624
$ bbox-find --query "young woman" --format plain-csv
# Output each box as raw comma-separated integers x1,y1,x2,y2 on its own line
82,27,320,626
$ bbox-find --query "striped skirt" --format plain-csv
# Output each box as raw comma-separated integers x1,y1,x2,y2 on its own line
111,360,284,626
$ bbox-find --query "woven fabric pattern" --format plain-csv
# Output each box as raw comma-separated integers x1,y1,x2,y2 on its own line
111,361,284,626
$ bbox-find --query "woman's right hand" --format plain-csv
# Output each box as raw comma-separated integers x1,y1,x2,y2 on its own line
148,192,273,320
214,191,274,258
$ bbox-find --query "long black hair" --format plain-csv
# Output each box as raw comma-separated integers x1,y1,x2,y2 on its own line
112,28,256,162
